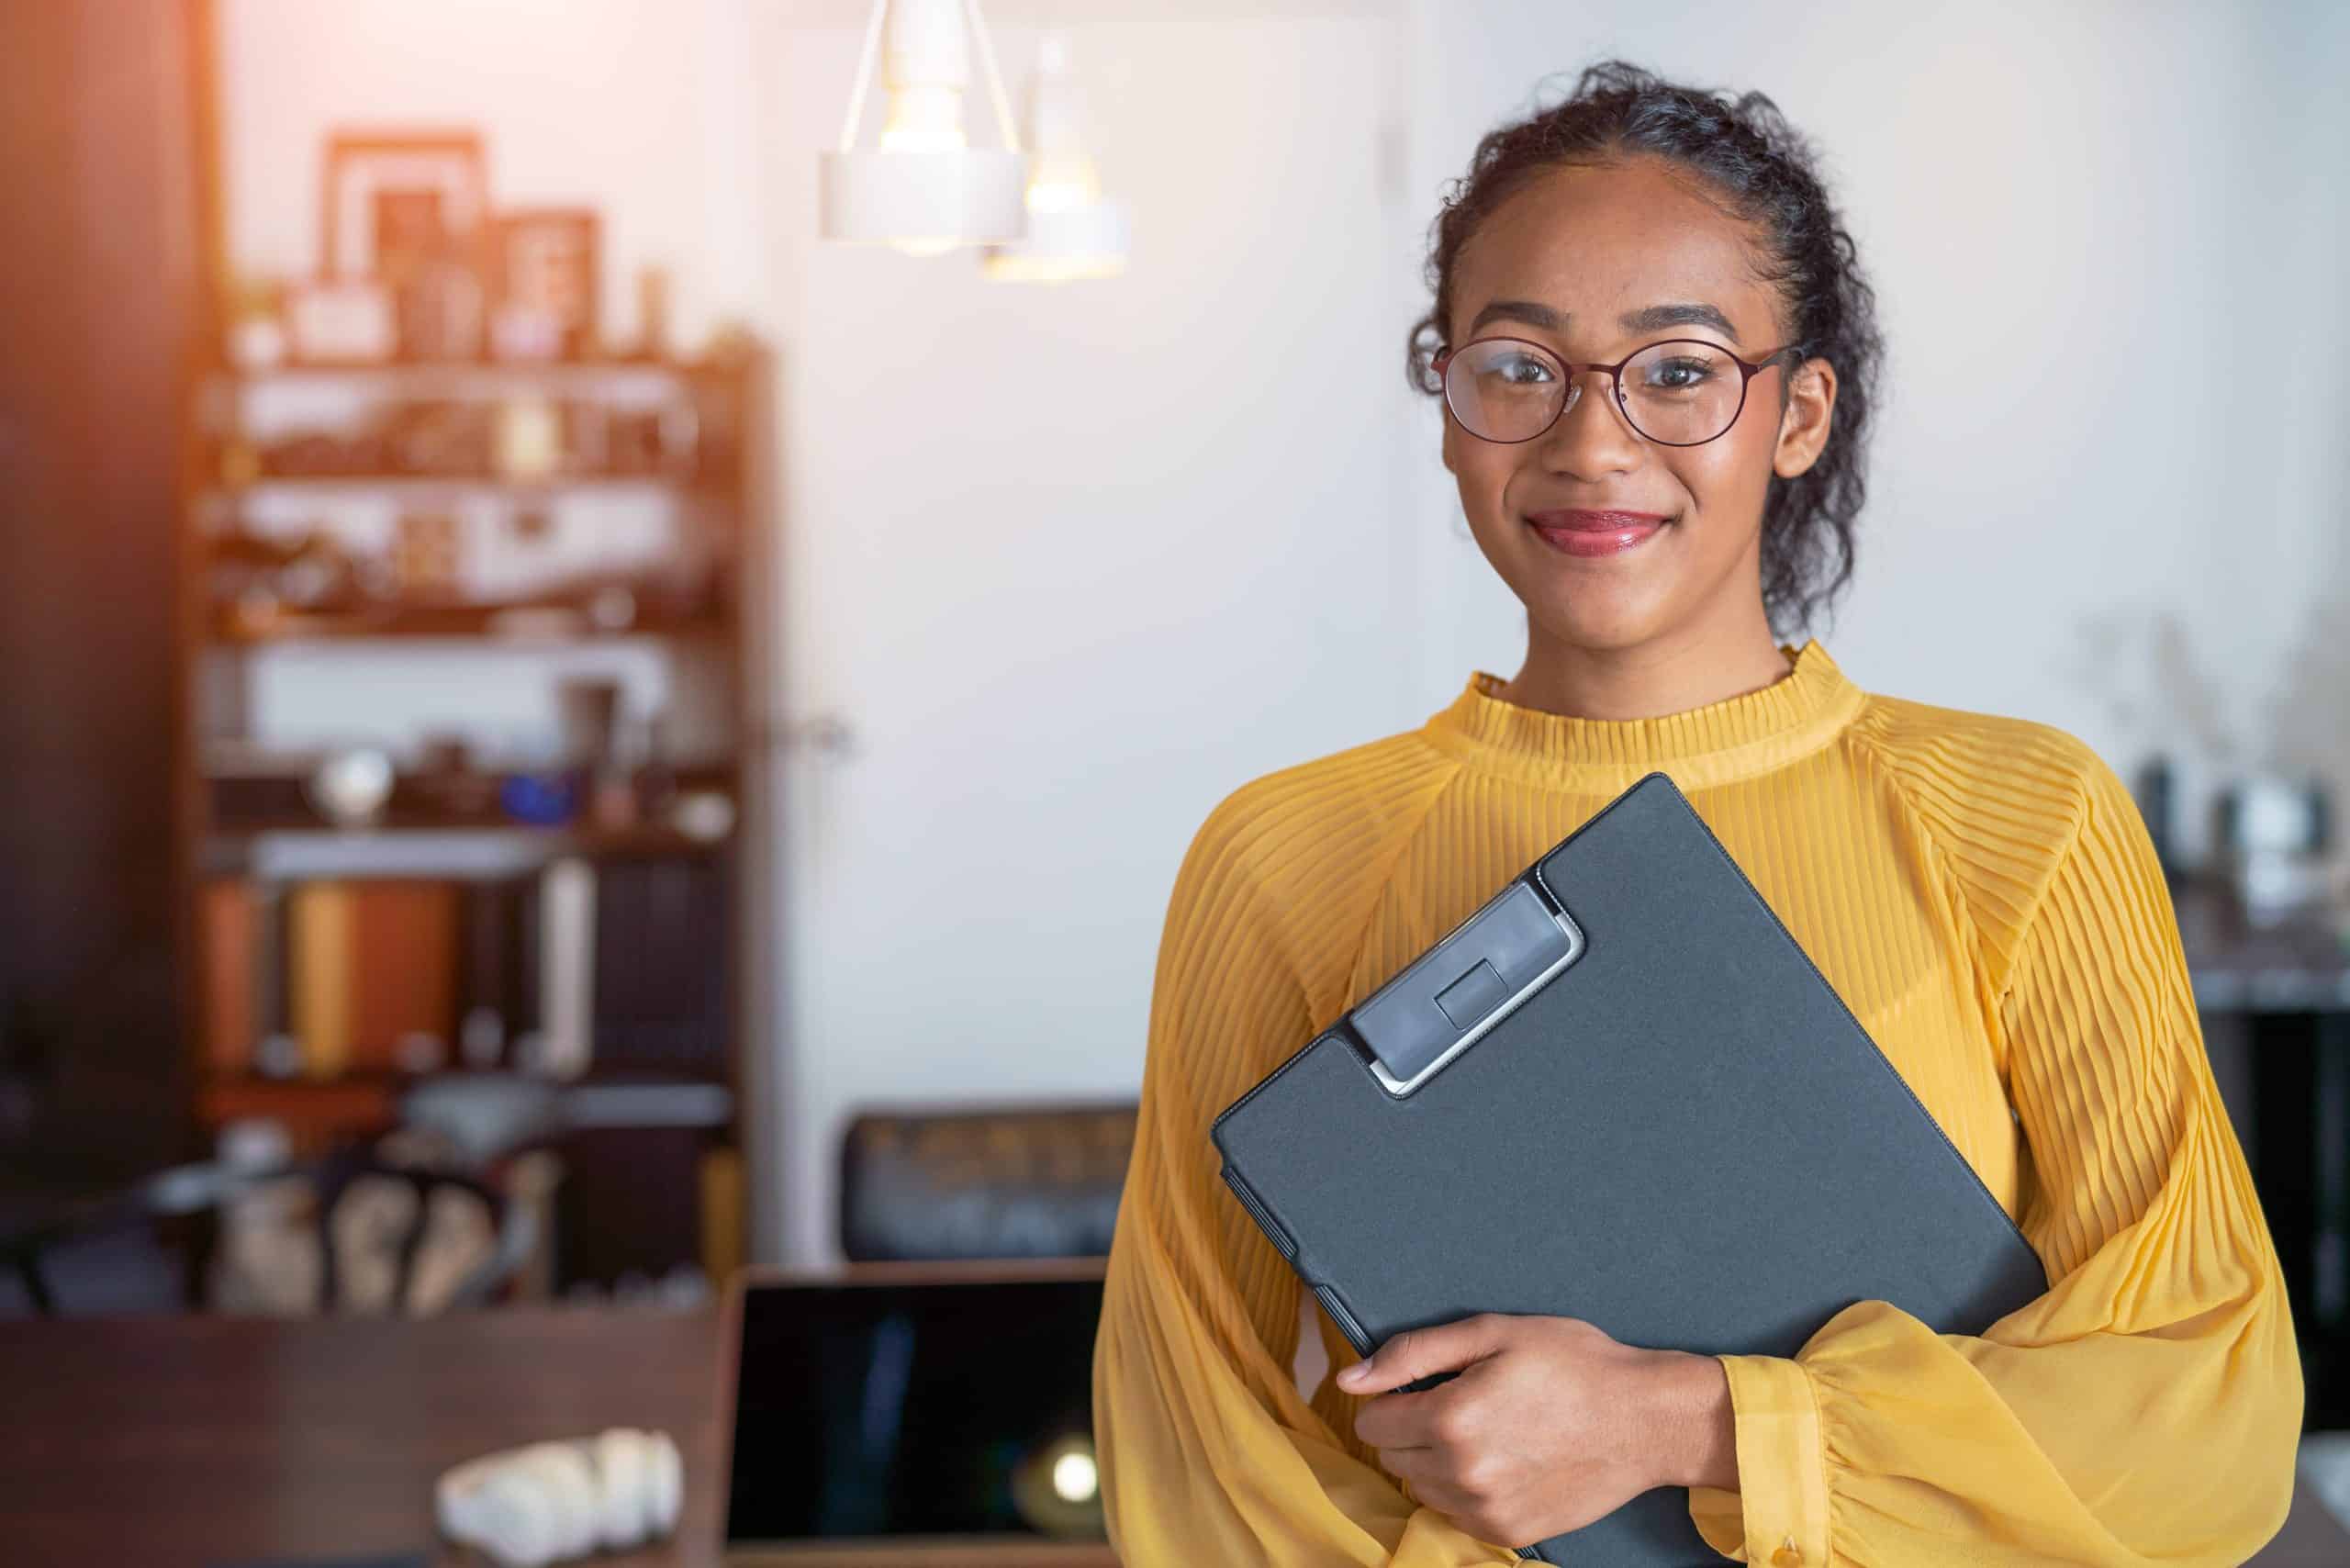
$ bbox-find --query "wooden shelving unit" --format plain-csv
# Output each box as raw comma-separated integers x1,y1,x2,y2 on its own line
156,0,778,1299
175,343,769,1292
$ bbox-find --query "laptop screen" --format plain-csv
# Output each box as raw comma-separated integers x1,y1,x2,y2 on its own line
724,1276,1109,1545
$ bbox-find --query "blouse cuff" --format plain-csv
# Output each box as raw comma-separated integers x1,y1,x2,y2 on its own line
1686,1353,1831,1567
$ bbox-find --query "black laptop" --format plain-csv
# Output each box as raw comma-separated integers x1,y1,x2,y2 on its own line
719,1260,1115,1565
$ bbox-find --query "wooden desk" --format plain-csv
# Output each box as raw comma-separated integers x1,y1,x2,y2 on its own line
0,1306,722,1566
1,1306,2344,1565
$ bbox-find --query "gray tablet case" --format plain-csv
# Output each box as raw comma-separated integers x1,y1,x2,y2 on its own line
1211,771,2047,1565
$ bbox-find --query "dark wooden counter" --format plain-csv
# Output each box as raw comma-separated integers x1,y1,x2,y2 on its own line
0,1306,722,1566
0,1305,2341,1564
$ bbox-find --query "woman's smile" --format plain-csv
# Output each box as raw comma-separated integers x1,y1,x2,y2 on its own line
1524,507,1671,558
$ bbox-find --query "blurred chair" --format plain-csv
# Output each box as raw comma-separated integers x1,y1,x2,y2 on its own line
4,1160,259,1315
838,1103,1136,1261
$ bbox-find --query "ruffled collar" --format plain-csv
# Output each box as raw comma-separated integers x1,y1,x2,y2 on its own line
1418,638,1867,790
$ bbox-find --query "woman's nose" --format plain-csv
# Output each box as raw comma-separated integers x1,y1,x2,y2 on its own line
1537,369,1640,477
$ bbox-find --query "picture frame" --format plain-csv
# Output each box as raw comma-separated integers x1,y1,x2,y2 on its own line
319,130,489,283
492,208,601,362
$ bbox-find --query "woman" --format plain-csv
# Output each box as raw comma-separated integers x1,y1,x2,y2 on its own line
1090,60,2301,1566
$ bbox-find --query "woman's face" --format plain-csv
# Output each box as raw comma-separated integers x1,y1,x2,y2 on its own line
1441,157,1837,653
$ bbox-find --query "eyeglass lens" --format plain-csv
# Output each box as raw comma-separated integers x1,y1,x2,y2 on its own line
1442,339,1751,445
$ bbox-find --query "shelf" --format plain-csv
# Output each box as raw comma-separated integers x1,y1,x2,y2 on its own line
2190,966,2350,1014
199,1075,396,1131
208,603,729,645
205,357,746,389
563,1079,734,1130
204,475,705,498
197,1072,734,1133
199,823,733,880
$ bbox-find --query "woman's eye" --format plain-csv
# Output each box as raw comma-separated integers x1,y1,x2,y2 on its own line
1639,356,1718,392
1489,354,1555,386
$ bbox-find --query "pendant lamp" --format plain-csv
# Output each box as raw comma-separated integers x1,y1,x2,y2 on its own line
820,0,1027,255
982,31,1130,283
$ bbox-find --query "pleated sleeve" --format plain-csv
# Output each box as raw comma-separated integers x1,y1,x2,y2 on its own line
1688,753,2304,1565
1091,793,1521,1567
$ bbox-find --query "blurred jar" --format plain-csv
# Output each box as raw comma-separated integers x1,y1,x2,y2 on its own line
2214,774,2334,927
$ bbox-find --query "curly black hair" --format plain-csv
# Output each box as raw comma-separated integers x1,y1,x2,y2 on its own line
1408,61,1885,636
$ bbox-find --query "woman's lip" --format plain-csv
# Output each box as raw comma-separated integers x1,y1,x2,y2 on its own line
1524,510,1668,559
1524,509,1671,531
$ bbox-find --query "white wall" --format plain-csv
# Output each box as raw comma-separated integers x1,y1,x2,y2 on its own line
744,4,1419,1265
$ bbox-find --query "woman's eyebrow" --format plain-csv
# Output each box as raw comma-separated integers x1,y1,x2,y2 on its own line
1619,302,1741,342
1465,298,1563,334
1463,298,1744,344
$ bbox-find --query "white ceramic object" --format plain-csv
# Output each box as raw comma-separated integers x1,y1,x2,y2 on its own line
437,1428,683,1568
306,748,395,827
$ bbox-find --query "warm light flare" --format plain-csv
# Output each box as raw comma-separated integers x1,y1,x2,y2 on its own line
1050,1449,1098,1503
1023,155,1101,215
878,85,968,155
981,30,1126,284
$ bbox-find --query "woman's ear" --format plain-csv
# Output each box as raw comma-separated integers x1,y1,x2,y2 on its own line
1772,356,1838,480
1439,405,1460,475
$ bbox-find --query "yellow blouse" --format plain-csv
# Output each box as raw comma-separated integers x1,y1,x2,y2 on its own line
1091,639,2302,1565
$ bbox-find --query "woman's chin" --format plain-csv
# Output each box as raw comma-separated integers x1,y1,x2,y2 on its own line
1534,610,1671,654
1470,523,1688,650
1513,573,1678,653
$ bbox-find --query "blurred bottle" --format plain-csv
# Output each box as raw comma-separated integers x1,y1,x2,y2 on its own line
2132,754,2177,880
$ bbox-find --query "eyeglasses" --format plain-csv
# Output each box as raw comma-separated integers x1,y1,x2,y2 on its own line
1433,335,1796,448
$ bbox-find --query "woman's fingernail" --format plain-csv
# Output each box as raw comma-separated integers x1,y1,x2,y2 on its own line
1337,1361,1363,1384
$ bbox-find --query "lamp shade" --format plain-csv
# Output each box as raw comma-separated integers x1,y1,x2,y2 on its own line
981,30,1128,283
981,199,1129,282
820,148,1028,248
820,0,1028,252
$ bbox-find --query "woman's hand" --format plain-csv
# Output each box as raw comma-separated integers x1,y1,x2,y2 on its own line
1336,1312,1736,1549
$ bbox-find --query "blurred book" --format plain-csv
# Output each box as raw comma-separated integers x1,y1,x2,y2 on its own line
699,1143,744,1288
287,881,460,1077
458,877,538,1070
289,882,354,1080
349,881,458,1071
592,856,727,1077
539,857,596,1078
200,879,259,1074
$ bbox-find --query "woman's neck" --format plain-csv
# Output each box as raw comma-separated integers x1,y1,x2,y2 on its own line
1497,614,1794,722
